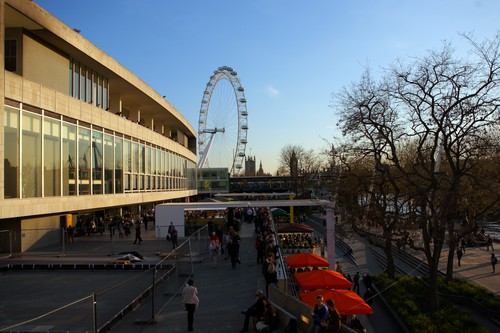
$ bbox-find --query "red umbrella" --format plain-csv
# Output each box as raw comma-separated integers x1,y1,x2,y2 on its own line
285,253,329,268
299,289,373,315
294,270,352,290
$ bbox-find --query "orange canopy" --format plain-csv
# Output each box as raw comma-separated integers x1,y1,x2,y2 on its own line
299,289,373,315
285,253,329,268
294,270,352,290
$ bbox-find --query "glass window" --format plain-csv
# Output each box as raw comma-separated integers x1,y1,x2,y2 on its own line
4,106,19,198
103,78,109,110
80,66,86,102
62,122,77,196
73,62,80,98
69,61,73,95
115,137,123,193
151,148,156,189
161,150,165,189
5,40,17,72
140,144,145,190
145,146,151,190
78,127,91,195
92,130,103,194
86,70,92,103
22,112,42,198
92,73,97,106
44,118,61,197
97,75,103,108
104,134,114,194
123,139,131,191
132,142,139,190
156,148,161,189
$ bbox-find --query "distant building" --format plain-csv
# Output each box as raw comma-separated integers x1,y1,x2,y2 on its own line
245,156,256,176
290,151,299,177
256,161,265,176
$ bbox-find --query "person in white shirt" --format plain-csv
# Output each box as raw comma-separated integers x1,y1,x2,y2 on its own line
182,279,199,331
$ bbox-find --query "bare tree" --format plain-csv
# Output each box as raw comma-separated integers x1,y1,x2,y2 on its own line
334,68,408,279
333,32,500,311
277,144,324,198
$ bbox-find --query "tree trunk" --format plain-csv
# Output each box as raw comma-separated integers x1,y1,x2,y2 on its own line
445,227,456,282
427,257,440,311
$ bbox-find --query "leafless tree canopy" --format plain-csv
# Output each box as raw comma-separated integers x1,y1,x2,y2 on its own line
332,32,500,311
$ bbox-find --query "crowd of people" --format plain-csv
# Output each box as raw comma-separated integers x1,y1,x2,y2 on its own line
279,233,320,250
67,210,155,243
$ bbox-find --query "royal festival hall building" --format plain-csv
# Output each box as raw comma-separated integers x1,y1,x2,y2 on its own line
0,0,197,253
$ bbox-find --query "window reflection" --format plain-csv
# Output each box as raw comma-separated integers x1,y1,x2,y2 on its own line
78,127,90,195
3,106,195,198
22,112,42,198
4,107,19,198
44,118,61,197
104,134,114,194
63,123,77,196
92,130,103,194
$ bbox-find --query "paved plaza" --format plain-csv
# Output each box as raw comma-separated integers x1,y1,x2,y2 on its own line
0,220,498,333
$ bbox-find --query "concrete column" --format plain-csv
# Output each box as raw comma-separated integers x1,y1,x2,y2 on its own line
326,206,336,269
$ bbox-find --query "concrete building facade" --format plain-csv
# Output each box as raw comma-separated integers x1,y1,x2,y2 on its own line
0,0,197,252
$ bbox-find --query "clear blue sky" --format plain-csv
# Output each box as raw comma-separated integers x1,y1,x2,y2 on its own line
35,0,499,175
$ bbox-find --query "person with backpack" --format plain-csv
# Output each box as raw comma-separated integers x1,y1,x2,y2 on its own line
491,253,497,273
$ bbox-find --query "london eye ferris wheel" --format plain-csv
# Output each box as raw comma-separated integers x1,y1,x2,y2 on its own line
197,66,248,175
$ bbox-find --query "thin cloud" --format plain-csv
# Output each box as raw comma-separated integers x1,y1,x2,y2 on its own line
266,84,280,97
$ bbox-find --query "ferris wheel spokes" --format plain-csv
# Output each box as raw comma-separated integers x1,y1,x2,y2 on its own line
197,127,225,168
197,66,248,175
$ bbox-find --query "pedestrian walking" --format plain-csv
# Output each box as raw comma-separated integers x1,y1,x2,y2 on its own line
167,221,174,237
364,287,374,306
182,279,199,331
335,260,343,275
457,247,463,267
486,236,494,251
132,221,142,244
363,272,373,290
209,238,221,268
353,272,360,293
169,225,179,249
460,237,466,253
228,229,241,268
491,253,497,273
223,230,231,260
66,225,75,244
255,232,265,264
